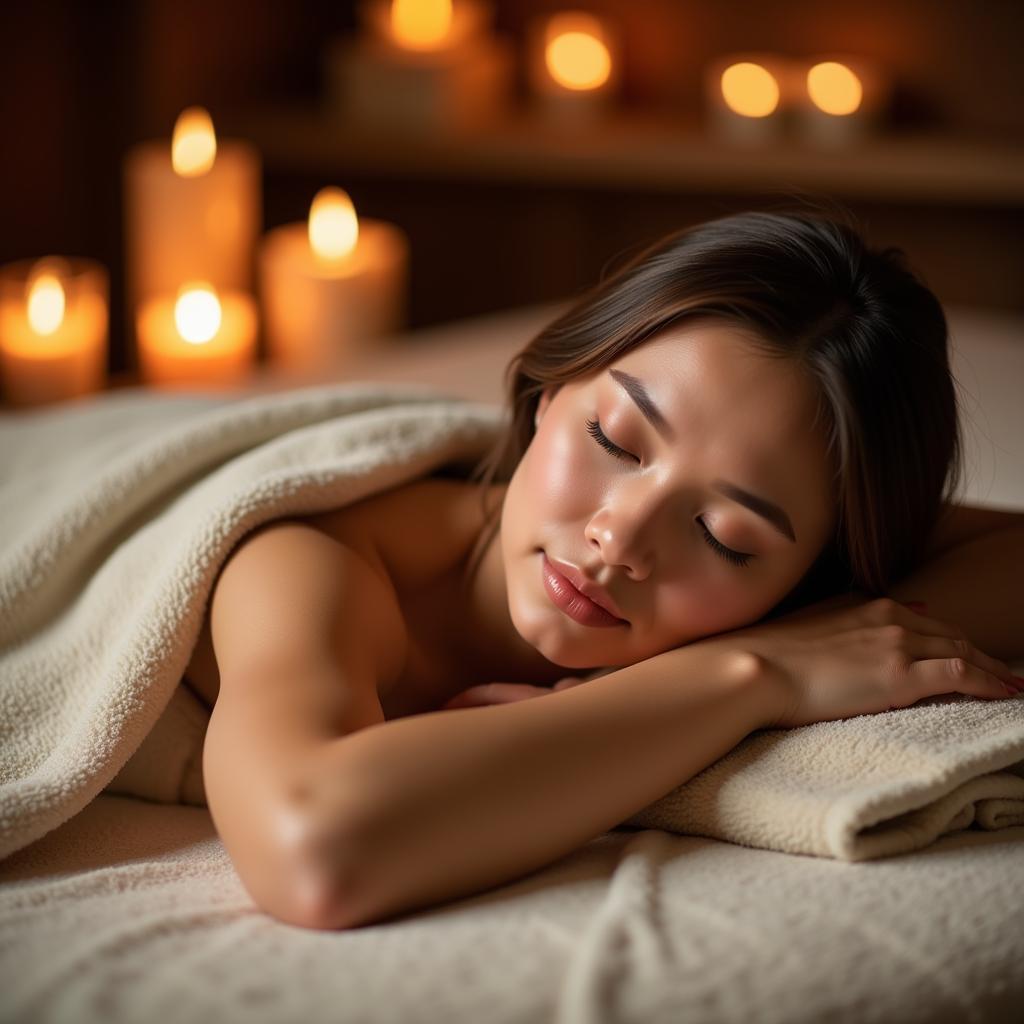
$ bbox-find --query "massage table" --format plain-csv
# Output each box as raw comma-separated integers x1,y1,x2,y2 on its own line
2,300,1023,1024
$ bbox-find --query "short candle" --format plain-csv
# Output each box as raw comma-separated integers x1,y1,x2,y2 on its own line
136,281,257,390
526,11,619,123
704,54,798,144
259,187,409,375
0,256,108,407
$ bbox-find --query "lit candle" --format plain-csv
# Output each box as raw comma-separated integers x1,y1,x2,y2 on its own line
526,10,619,123
136,281,257,389
259,187,409,374
124,107,261,334
0,257,108,407
325,0,513,131
703,54,799,144
796,57,890,146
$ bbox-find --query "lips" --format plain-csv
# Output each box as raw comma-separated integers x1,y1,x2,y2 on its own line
541,553,627,628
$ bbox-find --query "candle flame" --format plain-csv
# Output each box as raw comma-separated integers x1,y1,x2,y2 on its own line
172,107,217,177
308,187,359,262
720,62,780,118
26,264,67,336
544,15,612,91
806,62,863,116
390,0,453,51
174,283,222,344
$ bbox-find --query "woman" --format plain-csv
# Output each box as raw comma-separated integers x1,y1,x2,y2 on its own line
189,208,1024,931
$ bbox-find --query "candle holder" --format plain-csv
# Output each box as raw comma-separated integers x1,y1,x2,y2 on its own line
325,0,513,132
703,53,800,145
794,56,890,147
124,107,262,350
259,188,410,375
0,256,108,407
525,10,621,125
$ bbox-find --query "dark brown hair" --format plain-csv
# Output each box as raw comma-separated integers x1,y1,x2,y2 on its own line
468,204,962,621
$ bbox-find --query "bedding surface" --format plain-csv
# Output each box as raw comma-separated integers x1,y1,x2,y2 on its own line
1,379,1023,868
1,795,1022,1024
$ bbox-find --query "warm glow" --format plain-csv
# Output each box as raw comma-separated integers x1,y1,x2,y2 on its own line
389,0,453,50
26,270,66,336
174,283,222,343
806,61,863,115
544,15,612,91
308,187,359,261
172,107,217,176
720,62,780,117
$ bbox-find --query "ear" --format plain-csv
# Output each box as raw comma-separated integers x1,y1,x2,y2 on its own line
534,386,557,429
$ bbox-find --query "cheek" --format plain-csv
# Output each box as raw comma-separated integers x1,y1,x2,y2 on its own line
520,420,598,522
648,576,760,648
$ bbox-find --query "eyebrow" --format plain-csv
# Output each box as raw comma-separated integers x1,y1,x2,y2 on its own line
607,368,797,544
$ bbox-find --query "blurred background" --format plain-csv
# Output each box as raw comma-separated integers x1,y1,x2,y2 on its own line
1,0,1022,402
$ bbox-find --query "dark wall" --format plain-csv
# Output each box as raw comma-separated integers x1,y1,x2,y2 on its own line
2,1,1022,377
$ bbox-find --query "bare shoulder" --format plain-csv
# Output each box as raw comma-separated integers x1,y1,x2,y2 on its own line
210,518,408,694
304,476,504,592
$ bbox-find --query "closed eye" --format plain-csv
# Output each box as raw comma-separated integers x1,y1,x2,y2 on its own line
586,417,754,569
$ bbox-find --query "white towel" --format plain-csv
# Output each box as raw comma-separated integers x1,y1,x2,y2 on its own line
2,383,1023,863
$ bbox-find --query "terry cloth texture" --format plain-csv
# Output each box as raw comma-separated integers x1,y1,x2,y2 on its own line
2,383,1023,863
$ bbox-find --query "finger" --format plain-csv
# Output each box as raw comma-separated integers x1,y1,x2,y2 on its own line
909,634,1019,688
909,657,1019,703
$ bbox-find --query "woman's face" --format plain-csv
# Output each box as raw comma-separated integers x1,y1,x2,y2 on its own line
499,319,837,670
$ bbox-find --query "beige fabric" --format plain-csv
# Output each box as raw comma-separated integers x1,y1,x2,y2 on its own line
1,796,1022,1024
2,382,1024,868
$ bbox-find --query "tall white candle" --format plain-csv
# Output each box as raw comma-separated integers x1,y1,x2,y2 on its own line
259,187,409,375
124,107,261,340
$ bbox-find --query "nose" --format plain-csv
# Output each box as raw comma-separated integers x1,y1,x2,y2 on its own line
584,493,656,581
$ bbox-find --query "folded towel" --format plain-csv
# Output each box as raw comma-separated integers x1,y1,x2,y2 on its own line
2,383,1023,863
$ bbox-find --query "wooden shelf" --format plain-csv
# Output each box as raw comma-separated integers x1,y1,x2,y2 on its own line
227,104,1024,206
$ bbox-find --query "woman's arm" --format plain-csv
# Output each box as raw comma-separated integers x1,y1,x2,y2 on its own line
294,642,770,930
886,525,1024,662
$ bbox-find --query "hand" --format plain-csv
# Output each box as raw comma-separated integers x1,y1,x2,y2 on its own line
440,675,593,711
697,595,1023,730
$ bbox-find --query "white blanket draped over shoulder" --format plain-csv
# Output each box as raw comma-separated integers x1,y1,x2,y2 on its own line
2,382,1023,864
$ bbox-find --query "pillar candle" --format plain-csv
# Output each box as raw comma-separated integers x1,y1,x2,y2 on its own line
0,256,108,407
259,187,409,375
136,282,257,389
124,107,261,336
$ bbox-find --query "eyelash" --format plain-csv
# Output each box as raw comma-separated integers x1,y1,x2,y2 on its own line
584,417,753,568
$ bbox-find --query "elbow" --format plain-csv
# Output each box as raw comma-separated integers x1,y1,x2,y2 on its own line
241,800,375,932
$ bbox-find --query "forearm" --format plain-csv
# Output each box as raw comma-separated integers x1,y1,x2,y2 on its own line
299,643,770,929
886,526,1024,662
